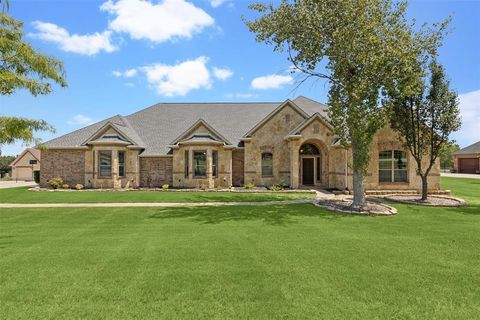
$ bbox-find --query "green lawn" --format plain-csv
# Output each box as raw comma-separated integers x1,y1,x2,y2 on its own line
0,178,479,319
0,187,315,203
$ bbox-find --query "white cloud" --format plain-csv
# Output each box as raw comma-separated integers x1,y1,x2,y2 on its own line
100,0,214,43
140,56,211,97
451,89,480,146
30,21,117,56
251,74,293,90
213,67,233,80
112,68,138,78
68,115,95,126
210,0,228,7
225,93,258,99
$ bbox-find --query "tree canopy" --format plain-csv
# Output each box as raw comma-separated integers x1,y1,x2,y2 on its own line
246,0,449,207
1,1,65,153
390,61,460,199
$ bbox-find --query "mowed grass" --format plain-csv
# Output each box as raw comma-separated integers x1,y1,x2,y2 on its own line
0,187,315,203
0,178,479,319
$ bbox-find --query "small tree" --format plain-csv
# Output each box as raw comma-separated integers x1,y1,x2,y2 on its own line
245,0,448,209
390,61,461,200
0,154,14,177
0,0,66,153
439,141,460,170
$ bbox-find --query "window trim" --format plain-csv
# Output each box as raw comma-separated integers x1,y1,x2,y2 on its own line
118,151,125,177
193,150,207,178
379,150,408,183
98,150,113,178
261,152,273,177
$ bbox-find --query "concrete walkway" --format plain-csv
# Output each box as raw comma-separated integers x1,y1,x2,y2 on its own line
441,173,480,179
0,199,316,208
0,181,38,189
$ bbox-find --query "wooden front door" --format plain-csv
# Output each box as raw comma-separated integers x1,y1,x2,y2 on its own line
302,158,315,185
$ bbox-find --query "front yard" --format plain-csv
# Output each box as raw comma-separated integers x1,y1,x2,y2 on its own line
0,187,315,203
0,177,478,319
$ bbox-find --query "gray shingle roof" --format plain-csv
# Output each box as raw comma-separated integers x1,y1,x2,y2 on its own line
454,141,480,155
44,96,330,156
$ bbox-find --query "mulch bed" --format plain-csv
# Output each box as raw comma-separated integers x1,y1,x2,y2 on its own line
315,199,397,216
383,195,466,207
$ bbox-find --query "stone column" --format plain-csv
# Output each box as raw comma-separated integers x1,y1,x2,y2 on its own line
206,148,214,188
227,149,233,188
188,146,193,179
289,139,300,188
112,150,120,189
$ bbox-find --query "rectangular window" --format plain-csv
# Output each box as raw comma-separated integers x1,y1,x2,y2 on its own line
194,150,207,177
212,151,218,177
379,150,408,183
29,159,37,165
185,150,189,178
118,151,125,177
99,151,112,177
262,153,273,177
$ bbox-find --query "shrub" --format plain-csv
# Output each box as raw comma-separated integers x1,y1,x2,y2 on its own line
244,182,255,189
269,184,284,191
75,184,84,190
162,184,169,190
33,171,40,184
62,184,70,189
48,178,63,189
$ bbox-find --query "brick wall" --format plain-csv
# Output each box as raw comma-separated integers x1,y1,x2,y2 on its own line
40,149,86,187
232,149,244,187
139,157,173,187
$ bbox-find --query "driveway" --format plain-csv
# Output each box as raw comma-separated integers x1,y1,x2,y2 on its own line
0,181,38,189
441,173,480,179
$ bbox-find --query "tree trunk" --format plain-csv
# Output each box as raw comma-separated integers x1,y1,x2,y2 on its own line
352,167,366,210
421,174,428,201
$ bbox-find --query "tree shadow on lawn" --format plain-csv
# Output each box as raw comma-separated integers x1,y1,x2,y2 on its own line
147,204,357,226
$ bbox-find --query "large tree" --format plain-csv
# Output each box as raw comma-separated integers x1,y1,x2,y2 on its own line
390,61,460,200
0,0,66,154
245,0,448,209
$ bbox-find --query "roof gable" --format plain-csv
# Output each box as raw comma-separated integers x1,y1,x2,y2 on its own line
288,113,333,135
82,121,136,146
10,148,40,167
170,119,231,145
243,100,309,138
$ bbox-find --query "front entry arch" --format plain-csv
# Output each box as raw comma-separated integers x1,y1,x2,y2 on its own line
299,143,322,186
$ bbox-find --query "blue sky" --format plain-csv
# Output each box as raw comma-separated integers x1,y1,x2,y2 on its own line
1,0,479,156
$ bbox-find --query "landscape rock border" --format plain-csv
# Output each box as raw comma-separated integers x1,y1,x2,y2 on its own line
315,199,397,216
381,195,466,207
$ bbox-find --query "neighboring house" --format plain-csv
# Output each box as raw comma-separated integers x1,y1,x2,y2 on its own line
453,141,480,174
10,148,41,181
40,96,440,191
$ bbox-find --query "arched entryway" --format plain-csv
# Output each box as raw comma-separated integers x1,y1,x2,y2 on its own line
299,143,322,186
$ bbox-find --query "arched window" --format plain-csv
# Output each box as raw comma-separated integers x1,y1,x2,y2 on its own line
379,150,408,183
261,153,273,177
300,143,320,155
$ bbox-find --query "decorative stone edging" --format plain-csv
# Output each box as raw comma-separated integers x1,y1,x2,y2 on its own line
314,199,397,216
381,195,466,207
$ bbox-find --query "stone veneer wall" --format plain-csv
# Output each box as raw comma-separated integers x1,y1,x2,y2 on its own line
232,148,244,187
328,126,440,191
244,103,305,186
139,157,173,187
40,149,86,187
